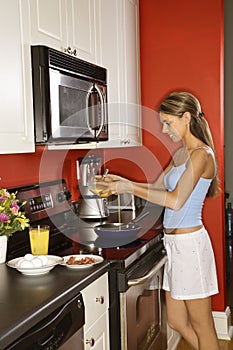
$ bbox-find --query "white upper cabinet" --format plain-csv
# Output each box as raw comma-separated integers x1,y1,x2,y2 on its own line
66,0,98,63
29,0,68,49
97,0,142,148
29,0,98,63
0,1,34,154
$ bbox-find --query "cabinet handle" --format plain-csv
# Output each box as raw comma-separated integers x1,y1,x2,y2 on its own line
121,139,130,144
64,46,72,54
86,338,95,347
96,296,104,304
63,46,77,56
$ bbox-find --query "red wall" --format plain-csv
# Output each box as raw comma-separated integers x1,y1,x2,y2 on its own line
0,147,103,201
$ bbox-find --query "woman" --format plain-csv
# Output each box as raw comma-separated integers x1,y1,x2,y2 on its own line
96,92,220,350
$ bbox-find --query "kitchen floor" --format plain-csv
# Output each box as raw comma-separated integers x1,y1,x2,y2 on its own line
176,338,233,350
176,236,233,350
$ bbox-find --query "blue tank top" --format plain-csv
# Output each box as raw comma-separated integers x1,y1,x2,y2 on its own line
163,148,214,229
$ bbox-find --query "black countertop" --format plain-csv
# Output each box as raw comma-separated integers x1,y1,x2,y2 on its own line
0,260,109,349
1,204,164,349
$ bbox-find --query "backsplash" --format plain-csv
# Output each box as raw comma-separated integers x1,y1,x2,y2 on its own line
0,146,96,201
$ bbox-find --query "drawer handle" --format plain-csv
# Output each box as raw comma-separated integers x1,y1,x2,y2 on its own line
86,338,95,346
96,296,104,304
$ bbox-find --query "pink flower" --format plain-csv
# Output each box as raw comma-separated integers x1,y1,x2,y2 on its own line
10,201,19,210
10,207,19,215
0,213,10,222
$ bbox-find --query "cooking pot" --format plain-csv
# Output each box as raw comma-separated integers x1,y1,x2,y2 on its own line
94,211,149,240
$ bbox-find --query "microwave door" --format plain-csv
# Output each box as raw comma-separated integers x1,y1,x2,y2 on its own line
50,70,94,141
86,84,105,140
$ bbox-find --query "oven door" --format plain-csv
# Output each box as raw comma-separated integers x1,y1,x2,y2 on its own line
120,255,167,350
49,68,108,142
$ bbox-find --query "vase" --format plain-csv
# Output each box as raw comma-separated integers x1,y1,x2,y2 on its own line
0,235,7,264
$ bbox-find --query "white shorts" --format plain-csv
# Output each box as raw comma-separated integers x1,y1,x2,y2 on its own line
162,227,219,300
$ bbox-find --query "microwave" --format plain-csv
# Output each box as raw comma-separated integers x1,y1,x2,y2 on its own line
31,45,108,144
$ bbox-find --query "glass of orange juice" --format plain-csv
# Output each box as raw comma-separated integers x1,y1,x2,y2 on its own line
29,225,50,255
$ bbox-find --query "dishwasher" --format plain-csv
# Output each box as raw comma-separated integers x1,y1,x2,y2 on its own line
5,293,85,350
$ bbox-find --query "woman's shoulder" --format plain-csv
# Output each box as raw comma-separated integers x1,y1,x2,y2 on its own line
190,145,215,159
189,145,216,178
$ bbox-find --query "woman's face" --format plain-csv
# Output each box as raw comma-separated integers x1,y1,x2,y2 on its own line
160,112,188,142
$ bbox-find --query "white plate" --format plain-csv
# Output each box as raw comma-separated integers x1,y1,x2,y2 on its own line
61,254,104,269
7,255,63,275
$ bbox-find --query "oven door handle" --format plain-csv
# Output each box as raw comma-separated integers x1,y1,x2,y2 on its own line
128,255,167,286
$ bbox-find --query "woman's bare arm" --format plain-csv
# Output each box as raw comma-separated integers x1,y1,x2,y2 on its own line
98,149,213,210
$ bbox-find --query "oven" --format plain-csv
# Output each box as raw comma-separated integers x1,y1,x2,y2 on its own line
119,252,167,350
106,237,167,350
7,179,166,350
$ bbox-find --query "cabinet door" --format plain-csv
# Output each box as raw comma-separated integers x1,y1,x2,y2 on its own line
30,0,98,63
97,0,142,148
82,273,110,350
29,0,68,50
66,0,98,63
84,312,110,350
96,0,123,147
122,0,142,147
82,273,109,328
0,0,34,154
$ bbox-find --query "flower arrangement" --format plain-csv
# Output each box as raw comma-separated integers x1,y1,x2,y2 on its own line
0,188,30,238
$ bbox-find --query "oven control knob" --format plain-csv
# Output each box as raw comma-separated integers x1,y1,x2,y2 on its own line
57,191,71,202
96,296,104,304
65,190,72,200
86,338,95,346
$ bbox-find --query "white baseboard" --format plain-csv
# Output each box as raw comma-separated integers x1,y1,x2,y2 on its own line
212,306,233,340
167,326,181,350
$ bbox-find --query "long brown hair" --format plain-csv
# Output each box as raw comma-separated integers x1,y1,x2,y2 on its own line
158,91,219,197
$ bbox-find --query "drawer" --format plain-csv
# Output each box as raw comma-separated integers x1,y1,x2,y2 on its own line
82,272,109,326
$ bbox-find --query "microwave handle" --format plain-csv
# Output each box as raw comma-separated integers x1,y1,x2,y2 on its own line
86,84,105,138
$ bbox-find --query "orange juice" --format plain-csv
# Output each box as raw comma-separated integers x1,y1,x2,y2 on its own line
29,225,49,255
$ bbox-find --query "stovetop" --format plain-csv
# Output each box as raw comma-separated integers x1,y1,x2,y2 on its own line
7,179,164,269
